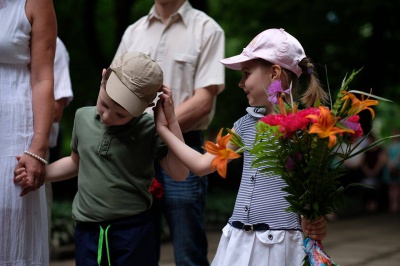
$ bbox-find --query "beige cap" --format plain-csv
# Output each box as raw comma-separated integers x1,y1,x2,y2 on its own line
107,52,163,116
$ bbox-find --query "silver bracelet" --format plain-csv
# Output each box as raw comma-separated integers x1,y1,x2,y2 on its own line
24,150,48,165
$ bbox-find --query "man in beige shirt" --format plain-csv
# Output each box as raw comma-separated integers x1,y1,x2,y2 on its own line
115,0,225,265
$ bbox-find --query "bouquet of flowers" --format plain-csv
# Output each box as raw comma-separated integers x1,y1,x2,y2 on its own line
205,69,398,266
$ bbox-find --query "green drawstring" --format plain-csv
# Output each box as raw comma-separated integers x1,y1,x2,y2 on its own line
97,225,111,266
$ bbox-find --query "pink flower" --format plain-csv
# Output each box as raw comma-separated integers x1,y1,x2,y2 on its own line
342,115,363,142
260,108,318,138
267,80,291,105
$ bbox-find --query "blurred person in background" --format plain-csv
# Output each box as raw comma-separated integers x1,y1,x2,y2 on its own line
384,128,400,213
46,36,74,257
360,133,387,212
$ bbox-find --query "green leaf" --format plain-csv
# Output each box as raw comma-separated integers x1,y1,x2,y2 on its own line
331,68,363,115
348,90,393,102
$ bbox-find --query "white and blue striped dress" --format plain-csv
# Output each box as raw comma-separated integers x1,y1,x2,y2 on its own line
211,107,304,266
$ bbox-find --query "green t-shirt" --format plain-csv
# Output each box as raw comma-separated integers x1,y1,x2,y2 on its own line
70,107,168,222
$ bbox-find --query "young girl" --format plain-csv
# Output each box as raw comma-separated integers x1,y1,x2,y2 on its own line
156,28,328,265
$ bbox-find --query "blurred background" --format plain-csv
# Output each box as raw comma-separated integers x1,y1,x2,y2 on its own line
50,0,400,256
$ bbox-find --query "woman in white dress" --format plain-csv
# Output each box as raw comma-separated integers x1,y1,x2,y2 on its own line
0,0,56,264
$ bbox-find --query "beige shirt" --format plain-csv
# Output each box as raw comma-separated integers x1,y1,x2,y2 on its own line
115,1,225,131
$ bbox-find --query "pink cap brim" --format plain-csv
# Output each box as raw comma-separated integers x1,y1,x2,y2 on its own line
220,54,252,70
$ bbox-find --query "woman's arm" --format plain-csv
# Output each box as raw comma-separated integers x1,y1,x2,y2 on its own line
16,0,57,194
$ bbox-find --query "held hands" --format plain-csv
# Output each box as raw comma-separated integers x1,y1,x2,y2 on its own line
301,215,327,241
154,85,177,131
13,154,46,197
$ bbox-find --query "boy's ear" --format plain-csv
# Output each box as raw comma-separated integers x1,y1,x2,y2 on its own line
271,65,282,81
102,68,107,78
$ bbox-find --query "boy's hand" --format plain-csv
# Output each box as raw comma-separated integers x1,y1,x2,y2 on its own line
13,155,35,196
301,216,327,241
14,167,29,186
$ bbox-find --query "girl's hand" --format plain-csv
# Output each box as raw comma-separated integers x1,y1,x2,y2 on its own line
154,85,177,130
301,215,327,241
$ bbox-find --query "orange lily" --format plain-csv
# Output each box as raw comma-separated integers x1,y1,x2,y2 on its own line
341,91,378,118
204,128,241,178
307,106,354,148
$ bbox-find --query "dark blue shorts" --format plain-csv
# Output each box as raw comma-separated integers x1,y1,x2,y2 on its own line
74,211,156,266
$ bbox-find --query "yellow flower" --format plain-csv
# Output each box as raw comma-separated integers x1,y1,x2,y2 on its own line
341,91,378,118
204,129,241,178
307,106,354,148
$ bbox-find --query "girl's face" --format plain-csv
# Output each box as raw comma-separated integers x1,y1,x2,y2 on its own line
96,86,134,126
238,60,272,107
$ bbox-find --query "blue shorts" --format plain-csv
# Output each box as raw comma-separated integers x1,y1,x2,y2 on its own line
74,211,156,266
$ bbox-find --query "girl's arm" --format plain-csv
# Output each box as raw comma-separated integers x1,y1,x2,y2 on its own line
156,87,189,181
45,151,80,182
155,86,237,178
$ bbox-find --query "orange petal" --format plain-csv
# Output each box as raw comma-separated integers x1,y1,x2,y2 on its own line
204,141,221,155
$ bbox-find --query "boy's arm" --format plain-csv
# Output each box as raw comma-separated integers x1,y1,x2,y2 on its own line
45,151,80,182
155,86,223,178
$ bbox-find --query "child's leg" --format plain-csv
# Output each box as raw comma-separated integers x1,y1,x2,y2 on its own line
108,211,156,265
74,223,101,266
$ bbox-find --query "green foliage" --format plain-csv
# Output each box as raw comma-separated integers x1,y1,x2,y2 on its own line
205,187,237,227
51,200,74,247
54,0,400,174
248,122,348,220
331,68,363,116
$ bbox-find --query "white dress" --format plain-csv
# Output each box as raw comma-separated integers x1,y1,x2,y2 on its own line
0,0,49,265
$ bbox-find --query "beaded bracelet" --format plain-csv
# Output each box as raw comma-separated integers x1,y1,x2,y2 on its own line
24,151,48,165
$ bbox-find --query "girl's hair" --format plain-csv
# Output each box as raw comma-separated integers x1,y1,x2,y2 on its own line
255,57,328,107
258,57,328,108
297,57,328,107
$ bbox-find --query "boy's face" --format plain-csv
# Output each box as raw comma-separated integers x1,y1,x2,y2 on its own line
96,86,135,126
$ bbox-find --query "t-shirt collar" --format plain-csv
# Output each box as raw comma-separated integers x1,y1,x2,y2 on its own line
246,107,266,118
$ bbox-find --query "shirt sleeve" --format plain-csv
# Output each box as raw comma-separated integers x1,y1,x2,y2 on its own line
70,109,79,154
194,22,225,93
54,37,74,104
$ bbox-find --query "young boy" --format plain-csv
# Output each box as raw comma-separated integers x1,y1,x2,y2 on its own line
15,51,188,265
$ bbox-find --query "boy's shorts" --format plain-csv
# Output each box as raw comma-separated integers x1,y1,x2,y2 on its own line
74,211,156,266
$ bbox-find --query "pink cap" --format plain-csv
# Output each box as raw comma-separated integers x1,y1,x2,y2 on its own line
220,28,305,77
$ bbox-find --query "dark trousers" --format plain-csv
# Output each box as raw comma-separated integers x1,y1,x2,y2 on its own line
74,211,156,266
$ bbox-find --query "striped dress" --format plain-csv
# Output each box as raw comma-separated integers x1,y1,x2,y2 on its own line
211,107,304,266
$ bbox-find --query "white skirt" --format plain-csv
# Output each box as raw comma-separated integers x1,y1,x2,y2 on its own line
211,224,305,266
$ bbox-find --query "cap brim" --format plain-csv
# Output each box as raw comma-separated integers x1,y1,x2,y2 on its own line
220,54,252,70
106,72,148,117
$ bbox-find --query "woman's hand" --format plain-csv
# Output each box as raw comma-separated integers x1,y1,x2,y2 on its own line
14,154,46,196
